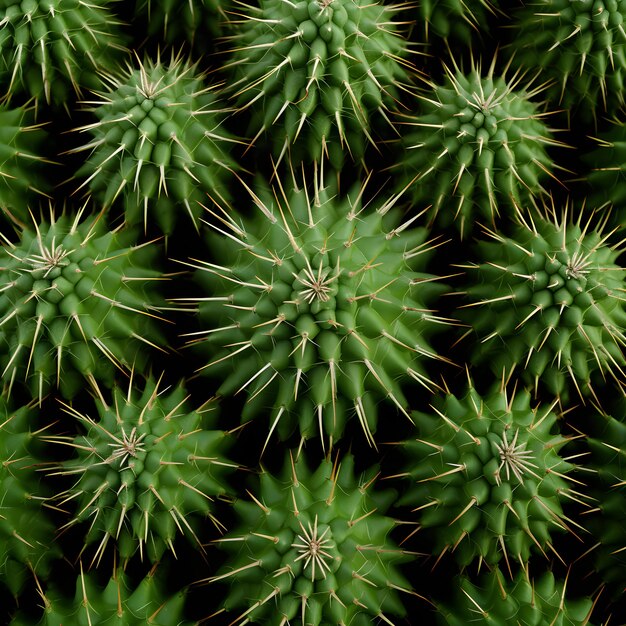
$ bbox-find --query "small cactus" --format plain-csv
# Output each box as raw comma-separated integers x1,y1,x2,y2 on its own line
73,52,235,234
49,376,235,563
394,55,560,237
399,375,581,567
223,0,415,168
0,209,166,401
0,0,126,109
208,451,415,625
456,205,626,401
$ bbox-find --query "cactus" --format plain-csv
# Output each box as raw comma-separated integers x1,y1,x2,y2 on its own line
0,0,125,109
48,376,235,564
0,103,50,226
508,0,626,122
0,397,59,597
399,375,581,568
10,564,192,625
223,0,415,168
188,168,447,451
437,567,596,625
208,451,415,625
456,205,626,401
73,52,235,234
0,209,166,401
394,55,560,237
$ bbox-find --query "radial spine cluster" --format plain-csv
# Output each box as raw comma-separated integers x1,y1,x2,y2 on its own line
401,377,579,567
457,207,626,400
396,56,558,236
209,452,413,625
49,377,235,563
191,169,446,450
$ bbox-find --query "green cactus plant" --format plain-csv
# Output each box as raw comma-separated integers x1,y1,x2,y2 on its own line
187,168,447,451
394,55,561,237
207,451,416,625
0,209,166,401
10,564,192,625
456,205,626,401
399,375,582,568
0,397,59,597
437,567,597,625
48,376,235,564
73,52,236,234
0,0,126,109
508,0,626,122
223,0,415,168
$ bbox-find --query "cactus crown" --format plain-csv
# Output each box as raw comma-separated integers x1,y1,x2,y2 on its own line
401,375,579,567
49,376,235,563
190,167,447,451
209,452,413,625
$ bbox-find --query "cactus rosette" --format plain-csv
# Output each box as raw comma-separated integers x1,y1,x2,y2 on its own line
400,377,580,567
437,567,596,625
189,170,447,450
0,0,125,109
208,452,415,625
224,0,414,168
0,210,166,400
74,52,235,234
49,377,235,563
456,207,626,401
508,0,626,122
394,56,559,237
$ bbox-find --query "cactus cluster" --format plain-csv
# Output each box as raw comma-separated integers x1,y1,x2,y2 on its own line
3,0,626,625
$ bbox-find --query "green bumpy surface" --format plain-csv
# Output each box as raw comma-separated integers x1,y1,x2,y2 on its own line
400,381,574,566
0,0,125,108
587,409,626,590
194,173,444,448
509,0,626,120
416,0,499,44
457,213,626,399
10,567,191,625
0,212,165,400
52,378,234,562
75,54,235,234
395,60,556,236
135,0,225,47
226,0,412,168
0,104,49,225
211,453,412,625
0,398,59,596
438,568,595,625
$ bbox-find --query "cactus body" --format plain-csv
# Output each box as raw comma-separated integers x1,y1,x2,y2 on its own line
225,0,413,168
0,0,125,108
50,377,234,562
74,53,235,234
395,58,558,237
0,211,166,400
401,379,577,566
209,452,413,625
192,171,445,449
